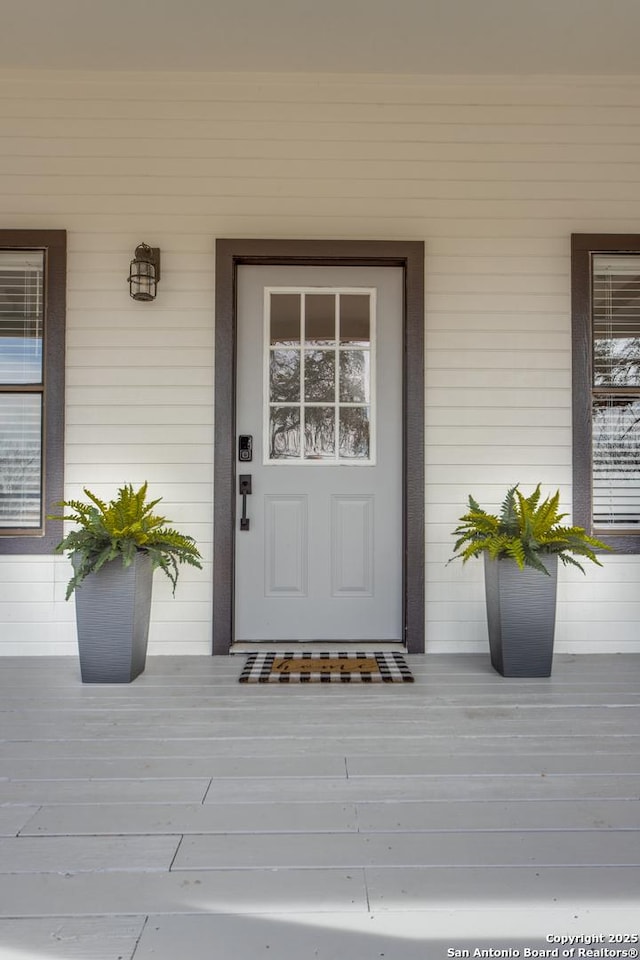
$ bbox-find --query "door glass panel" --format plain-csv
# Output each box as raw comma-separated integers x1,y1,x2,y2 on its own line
304,350,335,402
340,294,370,345
270,406,301,459
304,407,335,459
265,287,374,464
339,350,369,403
305,294,335,344
270,294,300,345
339,406,370,460
269,349,300,402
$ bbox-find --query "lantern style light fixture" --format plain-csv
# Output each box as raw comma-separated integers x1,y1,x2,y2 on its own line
128,243,160,301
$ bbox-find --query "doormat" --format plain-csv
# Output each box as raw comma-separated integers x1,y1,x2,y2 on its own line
238,651,414,683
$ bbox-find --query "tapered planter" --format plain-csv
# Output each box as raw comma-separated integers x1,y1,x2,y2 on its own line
483,554,558,678
73,552,153,683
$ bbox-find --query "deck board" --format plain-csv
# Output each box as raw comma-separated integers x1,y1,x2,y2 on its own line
0,653,638,957
0,917,145,960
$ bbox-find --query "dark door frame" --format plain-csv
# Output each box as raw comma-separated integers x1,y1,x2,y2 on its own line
213,239,425,655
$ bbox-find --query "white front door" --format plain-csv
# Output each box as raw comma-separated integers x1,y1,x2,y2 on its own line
234,264,403,642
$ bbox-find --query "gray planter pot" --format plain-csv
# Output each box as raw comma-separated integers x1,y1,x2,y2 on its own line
73,552,153,683
483,554,558,678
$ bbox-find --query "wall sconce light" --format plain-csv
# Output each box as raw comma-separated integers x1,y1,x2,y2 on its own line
128,243,160,301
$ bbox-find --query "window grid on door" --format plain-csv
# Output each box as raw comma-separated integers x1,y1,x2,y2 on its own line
264,287,376,465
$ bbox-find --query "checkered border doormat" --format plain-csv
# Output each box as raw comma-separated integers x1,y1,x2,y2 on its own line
238,650,414,683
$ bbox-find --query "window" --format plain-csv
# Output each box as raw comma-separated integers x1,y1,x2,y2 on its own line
571,234,640,552
0,230,66,552
265,287,376,464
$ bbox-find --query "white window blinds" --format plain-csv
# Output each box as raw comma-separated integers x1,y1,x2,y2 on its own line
0,251,44,529
591,254,640,529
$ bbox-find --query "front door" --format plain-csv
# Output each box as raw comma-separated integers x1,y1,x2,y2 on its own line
234,264,403,643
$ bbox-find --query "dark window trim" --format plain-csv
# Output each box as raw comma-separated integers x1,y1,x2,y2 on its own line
213,239,425,655
0,229,66,554
571,233,640,554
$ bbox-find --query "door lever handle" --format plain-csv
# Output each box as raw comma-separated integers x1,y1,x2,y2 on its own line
239,474,252,531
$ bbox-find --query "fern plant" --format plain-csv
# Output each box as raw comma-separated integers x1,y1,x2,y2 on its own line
449,484,610,575
50,482,203,599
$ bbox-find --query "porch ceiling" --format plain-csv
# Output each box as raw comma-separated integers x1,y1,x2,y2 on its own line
2,0,640,76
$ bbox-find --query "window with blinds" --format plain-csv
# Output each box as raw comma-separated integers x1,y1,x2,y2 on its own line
591,255,640,531
0,231,65,550
0,251,44,530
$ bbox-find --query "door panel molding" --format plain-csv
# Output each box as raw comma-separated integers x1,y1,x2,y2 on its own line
264,494,309,597
330,495,374,597
214,239,425,655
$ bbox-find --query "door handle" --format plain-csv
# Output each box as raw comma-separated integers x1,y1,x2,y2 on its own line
239,474,252,531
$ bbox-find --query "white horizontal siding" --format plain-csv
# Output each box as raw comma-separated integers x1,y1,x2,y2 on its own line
0,69,639,655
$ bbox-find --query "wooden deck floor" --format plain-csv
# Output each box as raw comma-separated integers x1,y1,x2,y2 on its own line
0,653,639,959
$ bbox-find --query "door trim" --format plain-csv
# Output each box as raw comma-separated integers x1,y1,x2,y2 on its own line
213,239,425,655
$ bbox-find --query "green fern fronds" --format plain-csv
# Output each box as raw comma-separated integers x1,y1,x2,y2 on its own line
498,485,520,535
449,484,611,575
49,483,203,599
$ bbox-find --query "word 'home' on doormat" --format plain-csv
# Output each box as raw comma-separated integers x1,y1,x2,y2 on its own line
238,651,414,683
